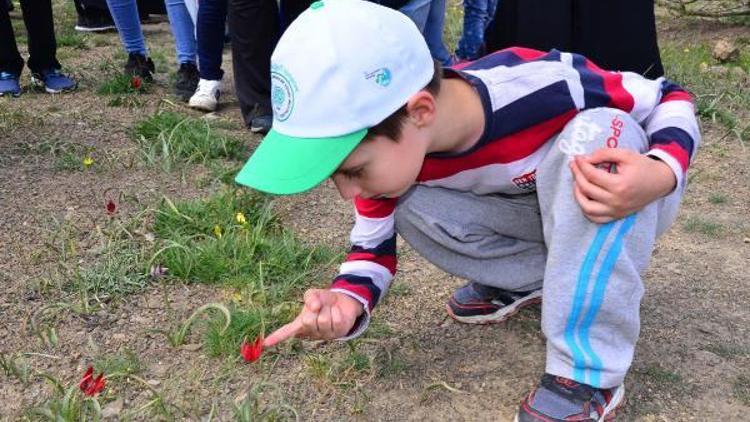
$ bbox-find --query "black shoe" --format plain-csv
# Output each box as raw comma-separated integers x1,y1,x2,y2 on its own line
250,114,272,134
124,53,155,82
75,14,116,32
174,62,199,102
447,281,542,324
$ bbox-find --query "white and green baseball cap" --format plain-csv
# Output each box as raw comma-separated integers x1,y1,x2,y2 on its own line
235,0,434,194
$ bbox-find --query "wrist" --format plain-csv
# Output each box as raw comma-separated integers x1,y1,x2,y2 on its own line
649,155,677,196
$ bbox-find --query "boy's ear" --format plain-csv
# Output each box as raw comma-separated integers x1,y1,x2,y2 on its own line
405,90,437,128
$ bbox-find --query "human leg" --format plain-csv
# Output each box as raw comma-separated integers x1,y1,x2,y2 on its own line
517,107,683,420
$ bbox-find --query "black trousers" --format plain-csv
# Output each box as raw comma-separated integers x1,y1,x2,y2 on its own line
1,0,60,75
485,0,664,78
228,0,311,126
72,0,110,19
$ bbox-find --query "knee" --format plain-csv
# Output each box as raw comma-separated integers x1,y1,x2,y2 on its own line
556,107,648,158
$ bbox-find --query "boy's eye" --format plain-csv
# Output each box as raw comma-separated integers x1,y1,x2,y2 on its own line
344,167,365,179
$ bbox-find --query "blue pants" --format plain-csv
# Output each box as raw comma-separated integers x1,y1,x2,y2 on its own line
106,0,196,64
399,0,451,65
455,0,498,60
196,0,228,80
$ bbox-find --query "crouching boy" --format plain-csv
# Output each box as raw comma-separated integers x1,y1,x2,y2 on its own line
234,0,700,420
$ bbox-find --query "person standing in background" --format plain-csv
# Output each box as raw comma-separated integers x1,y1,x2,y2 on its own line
1,0,77,96
188,0,228,112
484,0,664,78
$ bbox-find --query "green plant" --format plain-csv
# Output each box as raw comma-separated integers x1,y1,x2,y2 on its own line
158,303,232,347
26,381,102,421
133,112,245,169
97,73,148,96
233,382,299,421
682,216,725,236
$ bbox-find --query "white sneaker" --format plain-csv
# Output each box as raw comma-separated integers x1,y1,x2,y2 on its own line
189,78,221,111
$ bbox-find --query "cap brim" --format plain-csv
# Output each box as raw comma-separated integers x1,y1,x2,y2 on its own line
235,127,367,195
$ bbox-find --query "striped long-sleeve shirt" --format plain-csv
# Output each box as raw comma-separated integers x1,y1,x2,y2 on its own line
330,47,701,338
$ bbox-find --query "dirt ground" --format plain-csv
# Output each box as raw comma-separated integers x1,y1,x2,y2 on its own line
1,6,749,422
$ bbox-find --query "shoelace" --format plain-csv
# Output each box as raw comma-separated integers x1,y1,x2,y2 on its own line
0,71,17,80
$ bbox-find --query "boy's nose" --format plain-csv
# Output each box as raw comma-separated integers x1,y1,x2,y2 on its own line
332,176,362,200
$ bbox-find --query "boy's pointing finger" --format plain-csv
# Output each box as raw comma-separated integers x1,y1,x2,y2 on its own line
263,318,303,347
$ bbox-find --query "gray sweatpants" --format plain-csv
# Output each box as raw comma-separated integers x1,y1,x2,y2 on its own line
394,108,684,388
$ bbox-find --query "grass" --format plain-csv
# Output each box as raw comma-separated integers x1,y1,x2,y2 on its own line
97,73,149,96
94,349,144,377
682,216,725,236
734,374,750,406
150,188,336,355
635,364,683,388
133,112,246,169
708,193,728,204
661,42,750,144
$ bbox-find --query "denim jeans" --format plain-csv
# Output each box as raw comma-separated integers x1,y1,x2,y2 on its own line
196,0,228,80
165,0,196,64
456,0,498,60
399,0,451,65
106,0,196,63
106,0,147,55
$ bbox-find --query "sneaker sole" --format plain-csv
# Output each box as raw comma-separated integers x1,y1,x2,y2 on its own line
446,289,542,325
0,91,21,98
74,25,116,32
188,99,218,112
250,125,270,133
512,384,625,422
30,76,77,94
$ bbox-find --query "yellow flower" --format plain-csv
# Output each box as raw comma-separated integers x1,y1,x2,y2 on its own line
235,212,247,225
83,156,94,168
683,48,690,53
213,225,223,238
231,292,243,303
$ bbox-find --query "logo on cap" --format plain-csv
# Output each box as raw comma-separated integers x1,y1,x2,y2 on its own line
365,67,392,87
271,64,298,122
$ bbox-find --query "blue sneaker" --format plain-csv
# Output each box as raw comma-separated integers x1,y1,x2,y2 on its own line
515,374,625,421
31,69,77,93
0,72,21,97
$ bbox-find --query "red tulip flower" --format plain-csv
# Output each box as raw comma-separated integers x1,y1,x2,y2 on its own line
106,199,117,215
131,76,142,89
79,366,106,396
240,334,264,363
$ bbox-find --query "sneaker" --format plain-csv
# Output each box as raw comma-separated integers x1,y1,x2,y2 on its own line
174,62,199,102
250,113,272,134
31,69,77,93
0,72,21,97
188,78,221,111
124,53,155,82
515,374,625,421
74,14,116,32
446,281,542,324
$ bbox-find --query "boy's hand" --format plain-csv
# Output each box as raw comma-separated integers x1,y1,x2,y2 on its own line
569,148,677,224
264,289,365,347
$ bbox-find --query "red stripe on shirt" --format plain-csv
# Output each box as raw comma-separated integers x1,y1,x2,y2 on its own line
652,141,689,173
330,279,374,309
354,196,397,218
346,252,397,275
506,47,547,61
417,109,578,181
660,91,693,103
585,59,635,112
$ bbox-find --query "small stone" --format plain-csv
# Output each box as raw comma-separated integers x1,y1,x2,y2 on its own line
743,237,750,244
101,398,123,419
709,65,729,76
146,379,160,386
713,39,740,63
180,343,202,352
730,66,747,78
